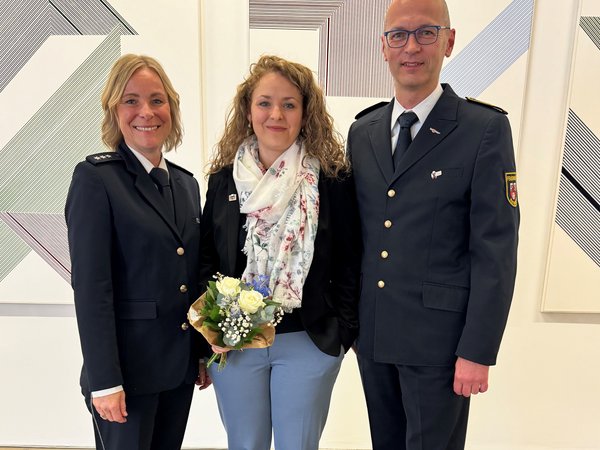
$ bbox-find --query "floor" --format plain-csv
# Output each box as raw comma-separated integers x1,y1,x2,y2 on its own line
0,446,352,449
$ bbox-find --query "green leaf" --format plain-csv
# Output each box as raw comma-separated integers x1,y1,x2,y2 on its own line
203,321,220,331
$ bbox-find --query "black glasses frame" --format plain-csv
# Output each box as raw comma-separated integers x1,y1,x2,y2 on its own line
383,25,450,48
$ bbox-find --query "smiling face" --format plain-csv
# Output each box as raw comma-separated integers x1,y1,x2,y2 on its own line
116,67,172,160
382,0,455,107
247,71,304,167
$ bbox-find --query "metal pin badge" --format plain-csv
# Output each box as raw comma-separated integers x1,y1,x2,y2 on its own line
228,194,237,202
431,170,443,180
429,127,441,135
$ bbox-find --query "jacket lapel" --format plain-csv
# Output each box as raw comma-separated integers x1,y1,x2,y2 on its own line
366,100,395,183
117,143,183,241
393,85,459,181
226,172,240,274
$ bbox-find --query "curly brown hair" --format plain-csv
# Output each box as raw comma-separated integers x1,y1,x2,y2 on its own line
209,55,347,177
101,54,183,151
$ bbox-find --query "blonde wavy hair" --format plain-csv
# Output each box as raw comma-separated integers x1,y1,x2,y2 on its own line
101,54,183,151
209,55,347,177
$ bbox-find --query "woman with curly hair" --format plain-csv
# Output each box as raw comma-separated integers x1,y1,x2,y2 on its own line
199,55,361,450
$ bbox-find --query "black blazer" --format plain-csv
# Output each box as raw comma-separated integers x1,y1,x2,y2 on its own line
348,85,519,366
198,166,361,356
65,142,206,397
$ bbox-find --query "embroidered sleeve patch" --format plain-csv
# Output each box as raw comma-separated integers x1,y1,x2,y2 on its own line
505,172,518,207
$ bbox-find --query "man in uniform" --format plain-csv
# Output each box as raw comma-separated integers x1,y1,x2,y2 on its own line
347,0,519,448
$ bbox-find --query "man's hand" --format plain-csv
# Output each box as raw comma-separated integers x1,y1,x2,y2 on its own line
453,357,489,397
93,390,127,423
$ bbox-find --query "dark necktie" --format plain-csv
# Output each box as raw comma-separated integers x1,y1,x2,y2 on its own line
149,167,175,220
393,111,418,169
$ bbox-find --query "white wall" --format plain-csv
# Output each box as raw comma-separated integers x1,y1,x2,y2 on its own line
1,0,600,449
467,0,600,448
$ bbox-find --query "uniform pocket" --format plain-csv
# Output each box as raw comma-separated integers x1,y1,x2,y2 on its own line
422,282,468,313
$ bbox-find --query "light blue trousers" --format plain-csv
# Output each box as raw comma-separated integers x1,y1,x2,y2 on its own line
208,331,344,450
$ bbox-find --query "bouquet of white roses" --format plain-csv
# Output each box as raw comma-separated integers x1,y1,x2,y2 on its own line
188,273,283,370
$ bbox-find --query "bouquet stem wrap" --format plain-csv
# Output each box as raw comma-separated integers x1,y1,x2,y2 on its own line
188,292,277,370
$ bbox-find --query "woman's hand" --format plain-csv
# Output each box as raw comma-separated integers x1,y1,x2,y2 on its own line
195,360,212,390
211,344,230,354
93,391,128,423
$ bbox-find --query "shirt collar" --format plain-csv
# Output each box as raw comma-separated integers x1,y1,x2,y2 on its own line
127,145,169,176
390,84,444,132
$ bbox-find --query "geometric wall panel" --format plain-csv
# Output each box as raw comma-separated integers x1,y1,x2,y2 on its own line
0,0,135,92
250,0,534,98
579,16,600,51
0,212,71,283
543,5,600,313
556,109,600,268
0,29,121,283
250,0,385,96
441,0,534,98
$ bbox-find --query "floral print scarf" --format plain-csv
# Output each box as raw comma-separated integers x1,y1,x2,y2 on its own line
233,135,320,311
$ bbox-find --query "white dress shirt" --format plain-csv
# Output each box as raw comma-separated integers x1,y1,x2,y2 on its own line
390,84,444,155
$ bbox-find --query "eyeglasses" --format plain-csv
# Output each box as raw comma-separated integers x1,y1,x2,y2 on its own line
383,25,450,48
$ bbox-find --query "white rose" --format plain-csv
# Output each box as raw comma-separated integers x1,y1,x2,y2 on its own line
238,290,266,314
216,277,241,297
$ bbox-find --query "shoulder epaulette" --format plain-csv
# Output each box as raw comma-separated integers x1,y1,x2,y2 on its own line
354,101,388,120
465,97,508,115
167,160,194,177
86,152,122,165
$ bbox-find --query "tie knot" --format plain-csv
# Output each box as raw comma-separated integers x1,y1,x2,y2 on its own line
149,167,169,188
398,111,418,129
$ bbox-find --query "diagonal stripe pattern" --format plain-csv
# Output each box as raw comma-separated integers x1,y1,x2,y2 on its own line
250,0,345,95
326,0,390,97
250,0,391,96
0,212,71,282
441,0,534,98
249,0,533,98
0,0,135,91
555,109,600,268
0,29,121,283
580,16,600,52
